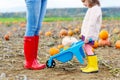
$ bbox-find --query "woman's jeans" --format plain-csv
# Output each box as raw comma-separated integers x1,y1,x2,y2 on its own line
25,0,47,36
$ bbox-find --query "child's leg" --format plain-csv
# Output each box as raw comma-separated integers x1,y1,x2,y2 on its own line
83,44,94,55
35,0,47,36
80,44,94,70
81,44,98,73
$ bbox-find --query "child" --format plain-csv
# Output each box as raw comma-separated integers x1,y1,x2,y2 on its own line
80,0,102,73
23,0,47,70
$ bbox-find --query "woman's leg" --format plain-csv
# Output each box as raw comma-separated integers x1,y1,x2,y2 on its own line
33,0,47,68
35,0,47,35
24,0,45,70
25,0,42,36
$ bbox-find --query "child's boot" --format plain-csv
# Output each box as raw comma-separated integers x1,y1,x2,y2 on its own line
81,55,99,73
80,56,89,70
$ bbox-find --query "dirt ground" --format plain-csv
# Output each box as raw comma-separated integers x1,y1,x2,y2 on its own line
0,20,120,80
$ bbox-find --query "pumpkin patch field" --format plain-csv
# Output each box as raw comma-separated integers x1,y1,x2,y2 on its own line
0,19,120,80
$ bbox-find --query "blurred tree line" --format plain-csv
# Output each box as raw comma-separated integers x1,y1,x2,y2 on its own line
0,8,120,18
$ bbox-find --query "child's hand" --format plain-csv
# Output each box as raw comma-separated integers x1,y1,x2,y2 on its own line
79,34,82,39
84,39,89,43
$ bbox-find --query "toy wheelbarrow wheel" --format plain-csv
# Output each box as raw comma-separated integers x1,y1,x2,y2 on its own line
46,60,56,68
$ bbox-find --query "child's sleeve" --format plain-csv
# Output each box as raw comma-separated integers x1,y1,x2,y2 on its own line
85,8,102,40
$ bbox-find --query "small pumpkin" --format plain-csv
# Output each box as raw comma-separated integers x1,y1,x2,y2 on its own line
49,47,60,56
4,34,9,41
45,31,52,36
98,39,111,46
115,40,120,49
99,30,109,40
57,44,64,49
92,41,99,48
68,30,74,36
20,22,26,28
73,28,79,34
92,48,94,52
39,31,43,35
59,29,68,37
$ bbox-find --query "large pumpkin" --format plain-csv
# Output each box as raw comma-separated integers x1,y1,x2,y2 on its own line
115,40,120,49
49,47,60,56
99,30,109,40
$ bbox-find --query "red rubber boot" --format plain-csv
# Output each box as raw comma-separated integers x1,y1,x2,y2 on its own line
24,36,35,69
24,36,45,70
34,35,46,69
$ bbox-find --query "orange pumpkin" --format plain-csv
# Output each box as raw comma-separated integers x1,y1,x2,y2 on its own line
99,30,109,40
115,40,120,49
49,47,60,56
92,41,99,48
45,31,52,36
92,48,94,52
74,28,79,33
57,44,64,49
20,22,26,28
59,29,68,37
68,30,74,36
4,34,9,41
39,31,43,35
98,39,111,46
